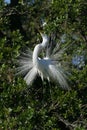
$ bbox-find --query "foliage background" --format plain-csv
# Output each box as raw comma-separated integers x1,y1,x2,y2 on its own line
0,0,87,130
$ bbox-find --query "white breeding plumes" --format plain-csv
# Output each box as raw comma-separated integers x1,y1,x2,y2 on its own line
16,32,69,89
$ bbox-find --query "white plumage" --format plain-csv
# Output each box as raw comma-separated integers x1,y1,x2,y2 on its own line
16,33,69,89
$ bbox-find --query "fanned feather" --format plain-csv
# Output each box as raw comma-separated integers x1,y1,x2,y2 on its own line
16,48,33,76
24,67,37,85
49,65,69,89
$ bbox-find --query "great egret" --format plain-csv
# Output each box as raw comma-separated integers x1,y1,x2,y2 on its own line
16,32,69,89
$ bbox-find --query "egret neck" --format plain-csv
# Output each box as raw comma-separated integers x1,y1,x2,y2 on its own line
33,44,42,65
33,33,49,65
40,33,49,48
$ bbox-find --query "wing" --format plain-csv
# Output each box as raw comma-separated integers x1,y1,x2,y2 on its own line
40,58,69,89
49,64,69,89
45,39,70,89
15,48,38,85
16,48,33,76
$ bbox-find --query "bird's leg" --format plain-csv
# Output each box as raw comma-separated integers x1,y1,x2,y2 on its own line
42,80,46,108
42,80,53,105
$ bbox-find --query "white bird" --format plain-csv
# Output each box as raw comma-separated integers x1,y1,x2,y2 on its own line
16,32,69,89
